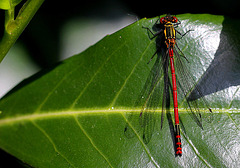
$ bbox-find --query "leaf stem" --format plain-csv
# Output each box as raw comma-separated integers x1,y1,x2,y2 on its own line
0,0,45,63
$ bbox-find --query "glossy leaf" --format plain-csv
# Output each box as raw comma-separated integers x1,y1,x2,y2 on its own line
0,14,240,167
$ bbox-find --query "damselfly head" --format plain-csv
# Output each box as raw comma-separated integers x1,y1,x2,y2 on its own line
160,17,166,24
172,16,178,23
160,15,178,24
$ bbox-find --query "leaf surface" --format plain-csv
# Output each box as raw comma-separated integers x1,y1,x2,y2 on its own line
0,14,240,167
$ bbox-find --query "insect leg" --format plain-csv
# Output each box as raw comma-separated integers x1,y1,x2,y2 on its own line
142,26,163,39
176,30,193,39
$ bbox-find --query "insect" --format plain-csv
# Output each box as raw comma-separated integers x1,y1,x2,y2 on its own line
125,14,212,156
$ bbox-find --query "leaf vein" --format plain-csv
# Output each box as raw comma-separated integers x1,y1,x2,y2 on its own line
228,86,240,109
121,113,160,168
69,41,127,110
31,121,76,168
34,65,82,113
209,120,235,164
181,130,213,168
109,39,155,107
226,112,240,131
73,115,114,168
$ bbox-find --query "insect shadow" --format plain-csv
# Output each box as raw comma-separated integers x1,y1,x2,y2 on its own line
189,16,240,100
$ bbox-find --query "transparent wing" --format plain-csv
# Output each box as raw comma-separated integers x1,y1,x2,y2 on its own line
124,48,169,144
173,45,213,128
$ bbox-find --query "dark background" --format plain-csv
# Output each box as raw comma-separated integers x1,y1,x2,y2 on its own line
18,0,240,68
0,0,238,167
1,0,238,68
0,0,239,68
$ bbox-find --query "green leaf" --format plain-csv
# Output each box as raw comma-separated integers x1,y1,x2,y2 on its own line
0,0,22,10
0,14,240,167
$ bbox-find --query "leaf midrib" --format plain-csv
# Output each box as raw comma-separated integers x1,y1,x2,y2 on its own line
0,108,235,125
0,109,136,125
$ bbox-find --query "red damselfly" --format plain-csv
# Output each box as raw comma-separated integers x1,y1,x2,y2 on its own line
125,14,212,156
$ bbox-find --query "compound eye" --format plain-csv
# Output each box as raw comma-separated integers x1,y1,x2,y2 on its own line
160,17,165,24
172,16,178,23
